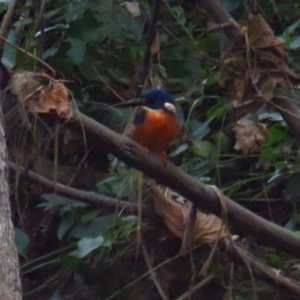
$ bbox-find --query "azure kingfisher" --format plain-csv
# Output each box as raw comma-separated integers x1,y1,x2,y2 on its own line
115,89,180,159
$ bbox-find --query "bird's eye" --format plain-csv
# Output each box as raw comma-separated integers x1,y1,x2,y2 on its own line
164,102,176,113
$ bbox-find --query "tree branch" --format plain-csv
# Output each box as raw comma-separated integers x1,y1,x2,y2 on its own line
8,161,158,220
224,239,300,297
9,153,300,296
70,108,300,258
198,0,242,38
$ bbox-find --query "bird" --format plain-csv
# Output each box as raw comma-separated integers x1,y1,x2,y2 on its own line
115,89,180,244
115,89,180,160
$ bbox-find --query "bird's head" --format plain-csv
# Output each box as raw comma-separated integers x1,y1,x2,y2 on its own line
115,89,176,114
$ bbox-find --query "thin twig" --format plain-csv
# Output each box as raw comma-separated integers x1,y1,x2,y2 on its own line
0,36,55,74
141,242,168,300
0,0,18,54
139,0,162,85
175,274,216,300
180,202,196,253
137,171,144,244
27,0,47,58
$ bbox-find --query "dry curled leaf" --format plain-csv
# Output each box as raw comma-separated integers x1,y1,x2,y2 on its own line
30,82,72,118
125,2,141,17
225,13,300,117
233,119,267,154
150,185,227,245
247,13,285,58
11,72,72,118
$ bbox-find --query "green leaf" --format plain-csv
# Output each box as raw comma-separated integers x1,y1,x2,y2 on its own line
38,194,87,211
71,236,105,258
223,182,242,195
264,252,284,268
60,255,81,271
14,227,29,253
66,37,86,65
169,143,189,157
71,215,115,239
189,118,214,140
222,0,242,12
80,210,101,224
2,29,17,67
262,124,287,148
287,19,300,34
42,47,58,60
205,104,226,119
66,1,89,23
97,176,123,196
49,290,62,300
287,174,300,199
91,0,128,40
0,3,8,14
58,215,76,240
191,140,215,159
290,36,300,49
212,132,231,153
13,18,33,27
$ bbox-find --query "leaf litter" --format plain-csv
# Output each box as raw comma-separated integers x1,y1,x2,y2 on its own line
223,13,300,154
150,184,228,245
11,72,72,118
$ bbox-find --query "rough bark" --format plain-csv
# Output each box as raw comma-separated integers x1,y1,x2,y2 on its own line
0,108,21,299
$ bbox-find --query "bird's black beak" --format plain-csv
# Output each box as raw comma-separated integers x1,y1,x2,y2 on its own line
114,97,146,108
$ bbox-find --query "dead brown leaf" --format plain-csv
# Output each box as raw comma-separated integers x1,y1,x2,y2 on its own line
224,13,300,117
11,72,72,118
233,119,267,154
247,13,285,58
150,185,227,245
231,76,246,107
125,2,141,17
30,82,72,118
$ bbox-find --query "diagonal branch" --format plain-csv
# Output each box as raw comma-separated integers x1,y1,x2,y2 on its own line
223,238,300,297
70,108,300,258
9,160,300,296
197,0,241,39
8,161,157,220
9,157,300,296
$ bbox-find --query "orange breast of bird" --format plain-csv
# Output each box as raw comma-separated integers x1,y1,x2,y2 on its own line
128,109,179,153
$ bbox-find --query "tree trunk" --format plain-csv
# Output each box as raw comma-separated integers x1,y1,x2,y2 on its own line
0,107,21,299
